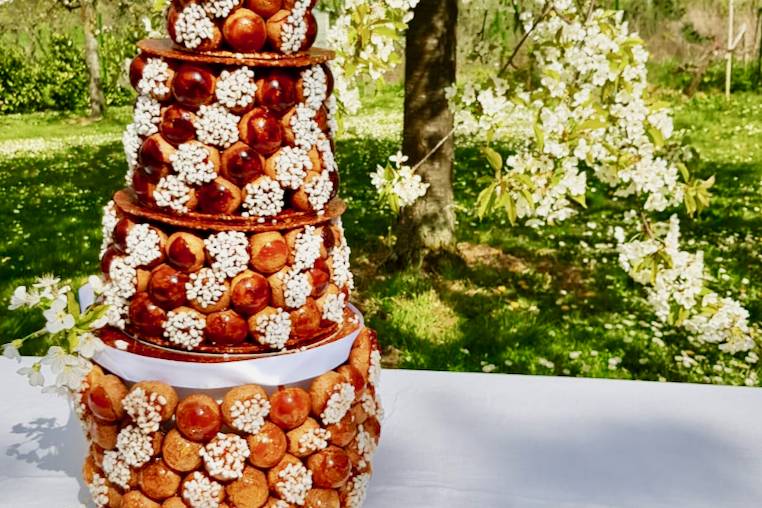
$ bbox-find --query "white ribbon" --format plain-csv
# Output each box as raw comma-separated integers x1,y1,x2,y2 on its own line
94,306,365,390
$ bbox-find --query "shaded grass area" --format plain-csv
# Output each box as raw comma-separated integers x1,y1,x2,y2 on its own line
1,92,761,384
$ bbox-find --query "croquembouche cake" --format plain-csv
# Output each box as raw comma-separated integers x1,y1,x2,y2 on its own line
78,2,383,507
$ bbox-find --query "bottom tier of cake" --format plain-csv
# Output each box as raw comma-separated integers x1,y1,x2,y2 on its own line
76,329,382,508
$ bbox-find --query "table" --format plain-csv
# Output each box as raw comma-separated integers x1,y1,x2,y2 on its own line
2,359,762,507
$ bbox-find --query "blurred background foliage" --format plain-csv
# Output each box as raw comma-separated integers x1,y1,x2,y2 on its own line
0,0,760,114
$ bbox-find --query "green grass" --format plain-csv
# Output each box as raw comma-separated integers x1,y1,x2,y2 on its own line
1,91,762,384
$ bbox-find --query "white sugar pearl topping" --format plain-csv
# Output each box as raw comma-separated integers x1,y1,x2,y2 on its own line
87,473,109,508
242,177,285,218
229,394,271,434
204,0,241,18
108,257,137,299
281,269,312,309
172,142,217,185
321,292,346,325
305,169,334,213
204,231,250,279
369,349,382,387
280,0,311,54
320,382,355,425
137,58,171,98
194,105,240,149
255,309,292,350
122,123,141,171
133,95,161,137
297,427,331,455
186,268,227,309
122,387,167,434
175,3,215,50
345,473,371,508
164,310,206,350
125,224,162,268
290,103,321,150
155,175,194,214
274,146,313,190
216,67,257,110
102,450,131,490
200,433,250,481
100,200,118,257
292,225,322,272
300,65,328,112
115,425,154,468
183,472,223,508
276,461,312,505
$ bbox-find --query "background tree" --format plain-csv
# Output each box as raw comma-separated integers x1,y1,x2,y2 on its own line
395,0,459,267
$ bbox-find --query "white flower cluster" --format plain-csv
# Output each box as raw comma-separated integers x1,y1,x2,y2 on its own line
194,105,240,149
174,3,215,50
242,177,285,218
616,216,755,355
205,231,250,279
164,309,206,351
172,142,218,187
370,151,430,211
280,0,311,54
216,67,257,110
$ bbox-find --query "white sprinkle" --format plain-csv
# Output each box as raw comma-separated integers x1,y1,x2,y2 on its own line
125,224,162,268
122,124,141,171
204,0,240,18
137,58,171,99
280,0,311,54
255,309,292,350
186,268,227,309
281,269,312,309
87,473,109,508
229,394,270,434
194,105,240,149
175,3,215,50
122,387,166,433
102,450,131,490
274,146,312,190
321,292,346,325
172,142,217,186
155,174,194,214
164,310,206,350
200,433,250,481
242,177,285,218
292,225,322,272
275,461,312,505
183,472,222,508
344,473,371,508
204,231,250,279
297,427,331,455
300,65,328,112
108,257,137,299
133,95,161,137
115,425,154,468
216,67,257,110
320,382,354,425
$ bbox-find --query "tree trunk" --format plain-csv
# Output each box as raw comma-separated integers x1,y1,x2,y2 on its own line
80,0,105,118
395,0,458,267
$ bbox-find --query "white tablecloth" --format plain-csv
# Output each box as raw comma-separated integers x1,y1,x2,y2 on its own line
2,359,762,507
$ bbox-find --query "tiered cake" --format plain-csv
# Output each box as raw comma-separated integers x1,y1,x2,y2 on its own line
77,2,382,507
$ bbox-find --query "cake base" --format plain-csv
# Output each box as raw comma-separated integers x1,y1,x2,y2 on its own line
77,329,382,508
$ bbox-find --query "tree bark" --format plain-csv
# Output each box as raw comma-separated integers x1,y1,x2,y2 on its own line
80,0,105,118
395,0,458,267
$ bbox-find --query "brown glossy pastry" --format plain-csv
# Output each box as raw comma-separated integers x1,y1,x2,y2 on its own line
290,171,324,212
256,70,297,114
246,0,282,18
130,292,169,339
222,384,270,433
139,134,176,180
337,365,365,400
239,107,284,156
304,488,340,508
286,417,328,458
308,259,331,299
160,106,198,146
350,403,368,426
231,271,271,317
172,65,217,108
249,232,289,274
247,421,287,469
263,498,294,508
196,177,243,215
162,428,203,473
112,217,137,252
289,298,321,340
223,8,267,53
226,466,269,508
325,411,357,448
175,394,222,442
307,447,351,489
133,170,158,206
221,142,266,187
122,490,161,508
139,459,182,501
161,497,188,508
348,329,374,384
166,232,207,273
205,310,249,345
266,268,287,309
86,374,128,423
149,264,190,310
269,387,311,430
137,268,153,293
88,417,119,450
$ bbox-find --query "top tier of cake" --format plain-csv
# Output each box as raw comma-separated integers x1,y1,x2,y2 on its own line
167,0,318,55
125,39,338,223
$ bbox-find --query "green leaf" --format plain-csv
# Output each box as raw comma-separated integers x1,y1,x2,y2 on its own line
533,121,545,153
67,292,80,320
476,183,498,219
647,125,665,148
505,194,517,226
481,147,503,174
570,194,587,209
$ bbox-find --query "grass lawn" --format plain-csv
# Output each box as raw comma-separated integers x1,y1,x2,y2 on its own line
1,89,761,385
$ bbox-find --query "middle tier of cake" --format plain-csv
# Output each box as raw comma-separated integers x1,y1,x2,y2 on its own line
100,192,354,356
